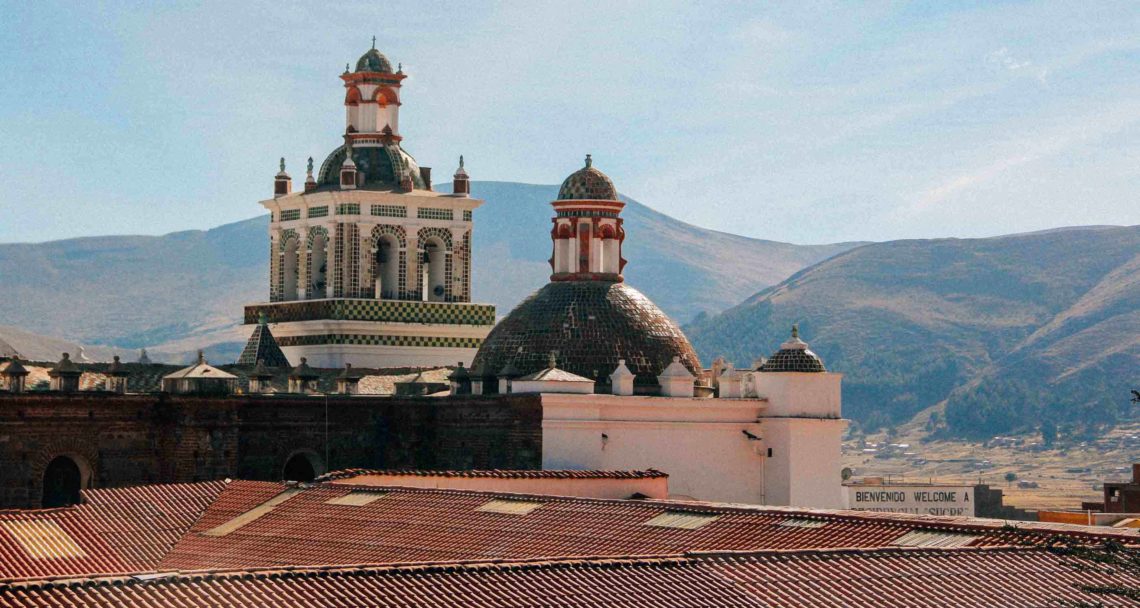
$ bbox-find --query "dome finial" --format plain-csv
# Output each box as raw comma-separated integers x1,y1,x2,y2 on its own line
371,35,376,50
791,324,799,339
306,157,314,176
279,157,285,173
258,311,268,326
585,154,592,168
459,155,464,169
548,351,558,369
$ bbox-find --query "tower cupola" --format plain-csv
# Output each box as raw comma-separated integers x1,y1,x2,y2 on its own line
274,158,292,197
452,155,470,196
342,37,406,144
550,155,626,282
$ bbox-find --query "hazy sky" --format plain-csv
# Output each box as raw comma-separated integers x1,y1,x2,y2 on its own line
2,1,1139,244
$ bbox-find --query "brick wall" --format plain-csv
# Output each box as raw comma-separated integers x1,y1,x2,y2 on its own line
0,393,542,508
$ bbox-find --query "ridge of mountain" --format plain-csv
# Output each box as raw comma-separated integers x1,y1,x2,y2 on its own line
0,181,858,362
684,224,1140,436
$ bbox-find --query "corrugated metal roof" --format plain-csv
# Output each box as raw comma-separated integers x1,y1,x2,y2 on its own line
475,499,544,515
1,520,87,559
644,511,720,530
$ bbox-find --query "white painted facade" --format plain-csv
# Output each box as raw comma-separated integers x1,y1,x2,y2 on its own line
540,371,847,509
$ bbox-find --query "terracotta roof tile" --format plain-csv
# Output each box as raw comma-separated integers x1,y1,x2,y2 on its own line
0,481,226,580
158,481,1140,572
316,468,668,481
3,547,1140,607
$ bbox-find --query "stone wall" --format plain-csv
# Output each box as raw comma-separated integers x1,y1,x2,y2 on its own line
0,393,542,509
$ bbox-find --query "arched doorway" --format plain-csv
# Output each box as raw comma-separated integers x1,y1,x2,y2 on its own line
424,237,447,302
282,450,324,482
42,456,84,508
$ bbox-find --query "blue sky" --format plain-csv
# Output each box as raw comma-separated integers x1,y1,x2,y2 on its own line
1,1,1138,244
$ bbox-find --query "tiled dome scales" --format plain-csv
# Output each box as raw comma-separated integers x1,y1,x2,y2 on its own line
471,156,701,391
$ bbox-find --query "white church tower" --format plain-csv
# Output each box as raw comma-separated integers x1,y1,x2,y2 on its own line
244,41,495,368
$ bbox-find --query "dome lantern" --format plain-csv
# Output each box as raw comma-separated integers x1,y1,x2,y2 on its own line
550,155,626,282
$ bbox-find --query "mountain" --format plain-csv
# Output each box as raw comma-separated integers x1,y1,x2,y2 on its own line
684,225,1140,437
0,181,857,361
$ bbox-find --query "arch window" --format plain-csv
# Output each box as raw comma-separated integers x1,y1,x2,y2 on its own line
282,451,325,482
42,455,87,508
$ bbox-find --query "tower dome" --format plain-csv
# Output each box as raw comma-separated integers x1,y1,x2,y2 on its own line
356,47,394,73
557,154,618,200
760,325,826,373
471,155,701,390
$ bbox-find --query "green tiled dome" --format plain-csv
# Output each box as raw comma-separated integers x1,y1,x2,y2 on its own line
356,48,394,73
471,281,701,389
317,143,425,189
557,155,618,201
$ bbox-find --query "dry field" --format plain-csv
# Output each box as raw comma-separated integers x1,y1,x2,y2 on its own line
843,420,1140,511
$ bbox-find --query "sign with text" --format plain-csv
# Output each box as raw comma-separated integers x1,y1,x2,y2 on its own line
845,484,975,517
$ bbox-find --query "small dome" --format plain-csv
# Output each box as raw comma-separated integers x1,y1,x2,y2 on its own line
356,48,394,73
318,143,425,190
472,281,700,388
760,326,826,373
557,155,618,201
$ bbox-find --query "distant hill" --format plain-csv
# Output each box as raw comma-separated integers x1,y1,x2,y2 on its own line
0,181,856,361
684,225,1140,437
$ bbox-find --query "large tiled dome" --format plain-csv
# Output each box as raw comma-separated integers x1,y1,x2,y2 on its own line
471,281,701,389
557,155,618,200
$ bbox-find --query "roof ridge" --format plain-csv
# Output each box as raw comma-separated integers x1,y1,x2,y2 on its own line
316,468,668,481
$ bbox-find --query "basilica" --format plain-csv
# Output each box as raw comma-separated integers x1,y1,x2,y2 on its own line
0,42,847,511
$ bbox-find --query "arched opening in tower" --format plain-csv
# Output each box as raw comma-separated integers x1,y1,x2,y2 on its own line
374,235,399,299
309,233,328,298
42,456,83,508
424,238,447,302
283,237,299,300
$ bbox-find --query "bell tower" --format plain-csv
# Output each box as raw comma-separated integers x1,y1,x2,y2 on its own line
245,40,496,370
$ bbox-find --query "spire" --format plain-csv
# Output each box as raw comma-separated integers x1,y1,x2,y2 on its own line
274,158,292,197
371,35,376,50
304,156,317,193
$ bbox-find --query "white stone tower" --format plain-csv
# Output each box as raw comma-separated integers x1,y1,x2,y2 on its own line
749,326,846,509
244,42,495,369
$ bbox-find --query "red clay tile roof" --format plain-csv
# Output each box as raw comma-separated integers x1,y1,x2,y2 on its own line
0,481,226,580
158,480,1140,572
316,468,668,481
4,547,1140,607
